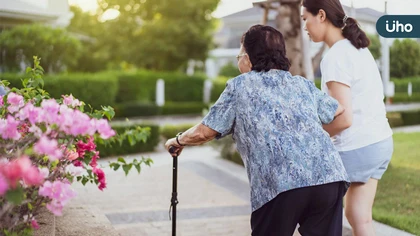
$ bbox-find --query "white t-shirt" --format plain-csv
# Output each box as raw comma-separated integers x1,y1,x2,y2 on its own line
321,39,393,152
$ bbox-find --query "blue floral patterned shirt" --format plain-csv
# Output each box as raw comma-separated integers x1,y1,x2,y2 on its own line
202,70,349,211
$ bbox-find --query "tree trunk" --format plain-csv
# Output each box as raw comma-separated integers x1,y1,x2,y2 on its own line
275,1,304,76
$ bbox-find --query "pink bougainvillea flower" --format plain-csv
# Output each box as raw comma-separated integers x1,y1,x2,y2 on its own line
31,219,40,229
93,168,106,191
0,160,22,188
76,136,96,158
0,116,22,140
40,99,60,124
17,156,44,186
69,110,95,136
73,160,83,167
6,92,24,113
39,167,50,179
0,95,3,107
89,151,100,168
28,125,42,137
65,164,84,177
65,149,79,161
62,94,82,107
33,136,63,161
39,180,76,216
95,119,116,139
18,102,41,125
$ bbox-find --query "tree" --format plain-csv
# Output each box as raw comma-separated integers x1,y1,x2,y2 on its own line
390,39,420,78
0,24,82,73
275,1,304,76
66,6,110,72
258,0,309,77
367,33,381,60
94,0,220,71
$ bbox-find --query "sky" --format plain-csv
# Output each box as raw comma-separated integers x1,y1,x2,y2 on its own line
68,0,420,18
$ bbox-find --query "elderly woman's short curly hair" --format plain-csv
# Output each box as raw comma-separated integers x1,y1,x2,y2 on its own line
241,25,291,72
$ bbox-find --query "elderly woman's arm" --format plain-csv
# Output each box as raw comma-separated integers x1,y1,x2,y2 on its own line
164,123,219,156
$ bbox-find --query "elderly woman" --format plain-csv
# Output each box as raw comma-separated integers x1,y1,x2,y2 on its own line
165,25,349,236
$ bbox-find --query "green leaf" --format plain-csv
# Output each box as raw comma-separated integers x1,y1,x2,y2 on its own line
110,163,120,171
26,67,32,74
76,176,82,182
81,177,89,186
51,159,59,168
135,164,141,174
5,187,25,205
27,202,33,210
122,164,132,176
143,158,153,166
117,157,126,164
127,135,135,146
101,106,115,120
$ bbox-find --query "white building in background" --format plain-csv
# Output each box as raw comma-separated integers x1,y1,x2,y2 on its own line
206,2,384,79
0,0,73,30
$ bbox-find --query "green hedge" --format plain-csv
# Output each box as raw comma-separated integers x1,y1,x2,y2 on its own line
401,110,420,126
114,102,161,117
392,93,420,103
161,102,207,115
387,110,420,127
392,78,420,93
211,81,226,102
96,124,160,157
115,102,207,118
160,124,196,140
0,73,118,109
116,71,206,103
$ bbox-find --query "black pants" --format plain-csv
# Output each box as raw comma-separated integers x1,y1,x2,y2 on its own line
251,182,347,236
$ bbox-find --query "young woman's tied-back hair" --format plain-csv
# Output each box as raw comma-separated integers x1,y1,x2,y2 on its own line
242,25,291,72
302,0,370,49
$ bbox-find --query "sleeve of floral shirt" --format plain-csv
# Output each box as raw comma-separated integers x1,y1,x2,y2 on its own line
202,80,236,139
307,80,339,124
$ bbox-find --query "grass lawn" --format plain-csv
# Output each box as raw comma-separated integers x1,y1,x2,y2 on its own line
373,132,420,235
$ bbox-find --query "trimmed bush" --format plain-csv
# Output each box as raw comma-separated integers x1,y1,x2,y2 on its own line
219,63,240,78
387,112,404,128
392,93,420,103
211,81,226,102
115,102,207,118
116,71,206,103
115,102,161,118
392,78,420,93
0,73,118,109
401,110,420,126
97,124,160,157
116,72,155,103
161,102,207,115
160,124,196,139
387,110,420,127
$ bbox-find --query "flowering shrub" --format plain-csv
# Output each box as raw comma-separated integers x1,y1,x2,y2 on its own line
0,57,152,235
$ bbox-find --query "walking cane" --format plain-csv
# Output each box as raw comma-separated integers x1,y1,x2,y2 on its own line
168,146,179,236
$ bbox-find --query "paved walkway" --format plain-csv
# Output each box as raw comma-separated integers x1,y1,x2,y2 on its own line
385,103,420,112
69,145,414,236
393,125,420,133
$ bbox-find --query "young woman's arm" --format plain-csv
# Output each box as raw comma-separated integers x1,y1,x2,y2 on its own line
323,81,353,136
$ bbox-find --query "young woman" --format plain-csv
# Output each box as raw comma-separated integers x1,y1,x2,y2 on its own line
301,1,394,235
